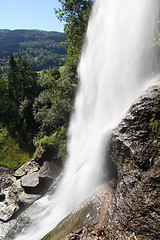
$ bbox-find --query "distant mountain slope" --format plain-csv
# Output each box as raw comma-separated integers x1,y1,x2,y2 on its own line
0,29,67,71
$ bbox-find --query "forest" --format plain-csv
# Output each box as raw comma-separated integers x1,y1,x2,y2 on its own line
0,0,94,169
0,29,67,71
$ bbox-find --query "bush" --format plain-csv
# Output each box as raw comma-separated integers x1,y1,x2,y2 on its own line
39,126,67,164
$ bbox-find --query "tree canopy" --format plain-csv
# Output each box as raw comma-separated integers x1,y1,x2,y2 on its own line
0,54,39,138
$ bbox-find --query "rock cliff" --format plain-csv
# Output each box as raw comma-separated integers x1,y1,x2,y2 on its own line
108,80,160,239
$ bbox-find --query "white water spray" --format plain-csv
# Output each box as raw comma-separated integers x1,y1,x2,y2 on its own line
14,0,155,239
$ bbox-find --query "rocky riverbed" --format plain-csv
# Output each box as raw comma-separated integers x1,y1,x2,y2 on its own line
0,148,62,239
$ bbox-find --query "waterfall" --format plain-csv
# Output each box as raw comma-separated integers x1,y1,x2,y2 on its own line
14,0,155,239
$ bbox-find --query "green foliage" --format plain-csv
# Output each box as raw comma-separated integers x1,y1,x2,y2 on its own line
0,54,39,139
33,67,73,136
0,124,32,169
59,65,65,73
55,0,93,87
0,123,8,145
150,113,160,135
0,29,67,71
39,126,67,164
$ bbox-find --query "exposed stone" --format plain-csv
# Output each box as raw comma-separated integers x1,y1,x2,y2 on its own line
107,81,160,240
18,192,41,206
41,185,114,240
39,161,61,180
21,172,39,188
0,219,16,240
14,160,39,179
0,188,19,222
0,166,14,188
0,203,17,222
0,146,62,229
34,147,62,168
21,172,44,194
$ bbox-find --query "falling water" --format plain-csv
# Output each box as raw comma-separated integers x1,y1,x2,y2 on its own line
13,0,155,239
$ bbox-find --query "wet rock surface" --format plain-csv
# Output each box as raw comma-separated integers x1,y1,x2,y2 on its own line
108,81,160,239
42,185,114,240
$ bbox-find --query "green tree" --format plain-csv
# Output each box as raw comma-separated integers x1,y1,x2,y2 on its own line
55,0,93,85
0,54,39,138
33,67,72,137
0,68,2,80
7,54,19,106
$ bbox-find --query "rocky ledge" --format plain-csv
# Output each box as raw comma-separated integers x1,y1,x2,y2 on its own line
0,148,61,223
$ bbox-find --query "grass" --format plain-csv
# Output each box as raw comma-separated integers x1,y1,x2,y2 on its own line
0,125,33,170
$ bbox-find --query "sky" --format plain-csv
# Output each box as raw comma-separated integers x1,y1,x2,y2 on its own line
0,0,64,32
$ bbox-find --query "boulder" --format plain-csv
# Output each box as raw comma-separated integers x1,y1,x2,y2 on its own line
21,172,40,194
18,192,41,206
39,161,61,180
0,188,19,222
20,161,61,195
0,166,14,188
0,203,18,222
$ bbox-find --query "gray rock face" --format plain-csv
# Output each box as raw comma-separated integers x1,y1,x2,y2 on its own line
39,161,61,180
21,172,40,188
21,172,41,194
0,167,14,188
18,192,41,205
14,160,40,179
41,185,114,240
0,188,19,222
108,81,160,239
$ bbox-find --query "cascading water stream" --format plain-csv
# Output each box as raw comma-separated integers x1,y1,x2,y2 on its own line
13,0,155,239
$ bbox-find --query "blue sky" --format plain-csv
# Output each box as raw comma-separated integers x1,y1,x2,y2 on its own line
0,0,64,32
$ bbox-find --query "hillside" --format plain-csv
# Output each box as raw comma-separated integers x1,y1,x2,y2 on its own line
0,29,67,71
